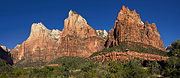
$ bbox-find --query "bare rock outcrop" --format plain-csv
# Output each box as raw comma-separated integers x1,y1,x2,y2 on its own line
10,23,61,63
92,51,169,62
105,6,165,51
58,10,105,57
10,44,21,63
96,30,108,39
0,45,10,52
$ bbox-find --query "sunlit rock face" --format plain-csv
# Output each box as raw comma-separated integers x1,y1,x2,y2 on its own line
10,6,166,63
10,23,61,63
105,6,165,51
58,10,105,57
96,30,108,39
11,10,105,63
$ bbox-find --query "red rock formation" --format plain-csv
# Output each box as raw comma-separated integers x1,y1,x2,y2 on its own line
10,44,20,63
10,23,61,63
10,6,165,64
58,10,105,57
11,10,105,63
105,6,165,51
92,51,169,62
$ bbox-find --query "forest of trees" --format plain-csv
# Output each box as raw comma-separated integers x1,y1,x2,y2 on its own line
0,56,179,78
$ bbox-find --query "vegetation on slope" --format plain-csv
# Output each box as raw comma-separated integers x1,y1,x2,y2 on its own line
1,56,180,78
90,41,167,57
12,59,47,70
0,58,13,74
168,39,180,58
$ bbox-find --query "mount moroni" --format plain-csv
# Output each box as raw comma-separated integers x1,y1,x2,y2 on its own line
7,6,166,64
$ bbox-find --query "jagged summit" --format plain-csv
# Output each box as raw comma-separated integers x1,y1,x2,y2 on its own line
11,22,62,63
61,10,96,38
118,6,144,25
69,10,78,16
28,22,61,40
105,5,165,51
58,10,105,57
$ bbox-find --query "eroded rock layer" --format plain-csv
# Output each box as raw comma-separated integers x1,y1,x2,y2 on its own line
58,10,105,57
10,10,105,63
105,6,165,51
92,51,169,62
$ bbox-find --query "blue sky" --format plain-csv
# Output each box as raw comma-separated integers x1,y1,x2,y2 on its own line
0,0,180,49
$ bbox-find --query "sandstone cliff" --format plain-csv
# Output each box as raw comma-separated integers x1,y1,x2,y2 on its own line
10,23,61,63
105,6,165,51
11,10,105,63
10,6,166,63
58,10,105,57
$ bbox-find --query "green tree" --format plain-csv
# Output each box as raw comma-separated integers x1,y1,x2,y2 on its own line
123,60,148,78
147,61,161,75
164,57,178,74
168,39,180,57
0,58,13,74
108,61,122,73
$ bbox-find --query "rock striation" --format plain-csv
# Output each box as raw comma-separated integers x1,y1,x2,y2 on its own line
92,51,169,62
58,10,105,57
10,6,166,63
10,10,105,63
105,6,165,51
96,30,108,39
0,46,13,65
10,23,61,63
10,44,21,63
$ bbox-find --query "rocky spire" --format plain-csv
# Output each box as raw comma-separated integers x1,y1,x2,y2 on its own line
105,6,165,51
61,10,97,38
59,10,105,57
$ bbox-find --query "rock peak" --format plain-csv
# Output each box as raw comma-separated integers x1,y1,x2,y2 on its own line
59,10,105,57
62,10,94,38
106,6,165,51
69,10,78,16
122,5,126,10
120,5,130,12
